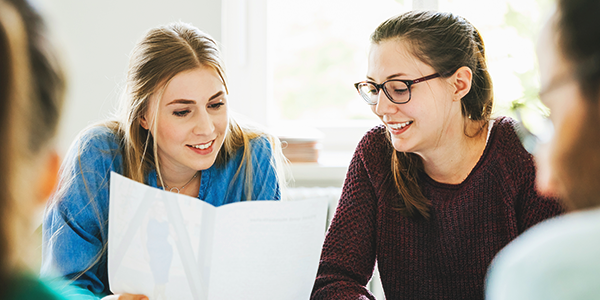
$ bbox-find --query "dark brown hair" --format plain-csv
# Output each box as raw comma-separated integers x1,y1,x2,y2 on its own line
557,0,600,102
371,11,493,219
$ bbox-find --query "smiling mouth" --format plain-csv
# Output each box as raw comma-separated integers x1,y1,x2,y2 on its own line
388,121,413,130
188,140,214,150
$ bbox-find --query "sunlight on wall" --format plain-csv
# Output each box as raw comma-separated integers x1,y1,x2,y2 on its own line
441,0,554,116
268,0,554,123
268,0,408,121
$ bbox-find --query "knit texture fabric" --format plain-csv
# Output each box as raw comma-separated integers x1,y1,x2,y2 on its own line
311,117,565,300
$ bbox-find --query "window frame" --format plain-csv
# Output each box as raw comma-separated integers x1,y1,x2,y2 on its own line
221,0,436,165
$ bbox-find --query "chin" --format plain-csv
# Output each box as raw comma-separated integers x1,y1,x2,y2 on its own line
391,138,415,153
195,157,219,171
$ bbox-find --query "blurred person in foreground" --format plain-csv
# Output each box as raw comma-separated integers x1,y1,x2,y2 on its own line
486,0,600,299
0,0,74,298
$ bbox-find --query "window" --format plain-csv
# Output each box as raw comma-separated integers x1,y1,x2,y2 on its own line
437,0,553,117
222,0,553,166
267,0,407,123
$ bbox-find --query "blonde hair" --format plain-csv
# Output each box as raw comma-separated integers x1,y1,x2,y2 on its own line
105,21,286,198
51,21,287,282
0,0,65,288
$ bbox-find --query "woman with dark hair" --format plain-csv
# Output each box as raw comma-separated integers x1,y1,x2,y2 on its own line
486,1,600,299
311,11,563,299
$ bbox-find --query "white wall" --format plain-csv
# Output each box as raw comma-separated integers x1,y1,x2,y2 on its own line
35,0,222,154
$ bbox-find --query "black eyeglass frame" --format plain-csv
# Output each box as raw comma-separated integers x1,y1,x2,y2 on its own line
354,73,441,105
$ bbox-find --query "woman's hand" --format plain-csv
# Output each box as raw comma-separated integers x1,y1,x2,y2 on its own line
102,294,148,300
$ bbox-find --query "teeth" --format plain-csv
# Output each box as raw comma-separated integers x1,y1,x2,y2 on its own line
388,121,412,130
191,140,213,150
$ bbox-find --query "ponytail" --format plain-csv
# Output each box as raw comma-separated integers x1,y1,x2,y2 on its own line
371,11,493,219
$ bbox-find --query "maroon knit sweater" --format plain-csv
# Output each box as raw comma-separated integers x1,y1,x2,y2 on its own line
311,117,564,300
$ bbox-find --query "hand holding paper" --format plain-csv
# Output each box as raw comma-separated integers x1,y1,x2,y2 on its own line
108,172,328,300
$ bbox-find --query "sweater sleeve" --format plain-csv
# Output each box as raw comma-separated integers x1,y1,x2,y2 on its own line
41,127,122,299
311,136,378,300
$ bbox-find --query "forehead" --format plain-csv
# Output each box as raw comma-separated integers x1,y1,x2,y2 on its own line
367,39,433,80
162,67,223,98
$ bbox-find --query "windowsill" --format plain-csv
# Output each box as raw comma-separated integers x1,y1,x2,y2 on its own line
280,122,375,188
288,151,352,188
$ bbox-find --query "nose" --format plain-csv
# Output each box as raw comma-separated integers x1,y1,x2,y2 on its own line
374,91,397,116
192,109,215,136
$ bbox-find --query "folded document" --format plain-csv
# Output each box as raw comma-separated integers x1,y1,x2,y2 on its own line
108,172,328,300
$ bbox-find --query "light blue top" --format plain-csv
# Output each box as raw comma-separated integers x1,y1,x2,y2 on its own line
486,207,600,300
41,126,280,299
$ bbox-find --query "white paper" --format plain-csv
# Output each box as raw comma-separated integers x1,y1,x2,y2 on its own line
108,172,328,300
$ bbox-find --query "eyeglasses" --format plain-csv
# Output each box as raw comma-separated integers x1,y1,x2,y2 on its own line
513,72,577,154
354,73,441,105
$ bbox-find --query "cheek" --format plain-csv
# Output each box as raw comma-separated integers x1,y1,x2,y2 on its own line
535,144,560,196
215,113,229,137
154,115,185,146
548,88,583,161
542,89,587,196
154,124,175,150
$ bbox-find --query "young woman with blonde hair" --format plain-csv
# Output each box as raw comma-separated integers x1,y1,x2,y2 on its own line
42,22,286,299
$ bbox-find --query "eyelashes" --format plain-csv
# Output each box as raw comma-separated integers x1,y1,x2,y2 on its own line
173,109,191,117
172,102,225,117
208,102,225,109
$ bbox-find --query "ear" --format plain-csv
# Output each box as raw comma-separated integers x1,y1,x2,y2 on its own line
37,150,61,206
139,115,149,130
452,66,473,101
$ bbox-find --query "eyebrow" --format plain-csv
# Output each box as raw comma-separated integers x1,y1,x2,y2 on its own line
209,91,225,101
366,73,407,82
166,91,225,106
166,99,195,105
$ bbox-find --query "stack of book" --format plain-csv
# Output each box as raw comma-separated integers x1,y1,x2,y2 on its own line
277,127,323,163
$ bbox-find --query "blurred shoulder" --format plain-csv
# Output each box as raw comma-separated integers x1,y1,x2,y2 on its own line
6,273,77,300
487,208,600,299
